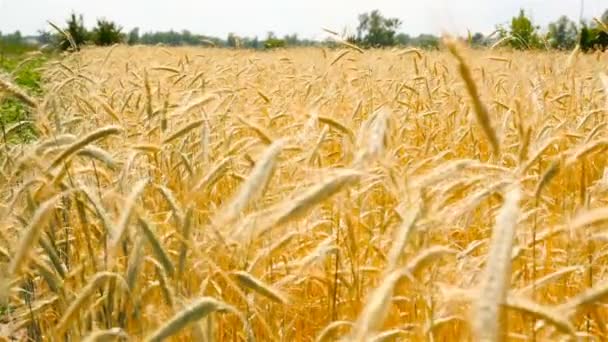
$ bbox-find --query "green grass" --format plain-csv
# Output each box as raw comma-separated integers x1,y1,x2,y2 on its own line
0,49,48,143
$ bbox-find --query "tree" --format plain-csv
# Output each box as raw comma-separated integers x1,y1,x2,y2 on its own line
547,15,577,50
263,32,285,49
283,34,299,46
411,34,440,49
356,10,402,47
92,19,124,46
471,32,486,47
60,12,89,51
395,33,411,46
2,31,22,44
579,9,608,52
504,9,541,49
181,30,197,44
37,30,52,45
127,27,140,45
227,33,238,48
580,23,608,52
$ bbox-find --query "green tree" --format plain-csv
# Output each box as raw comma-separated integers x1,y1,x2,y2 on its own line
579,10,608,52
37,30,52,45
395,33,411,46
283,34,299,46
60,12,89,51
1,31,22,45
92,19,124,46
580,23,608,52
227,33,238,48
503,9,541,49
356,10,402,47
547,15,577,49
469,32,485,47
263,32,285,49
127,27,140,45
0,31,32,55
410,34,440,49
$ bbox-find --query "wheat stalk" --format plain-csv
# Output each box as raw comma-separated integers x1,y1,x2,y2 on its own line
109,179,149,260
8,192,66,277
473,185,521,341
49,125,123,170
221,139,285,223
138,216,175,277
315,320,354,342
350,268,410,341
505,295,574,338
445,38,500,156
55,272,127,336
386,207,420,272
82,328,129,342
145,297,235,342
233,270,289,304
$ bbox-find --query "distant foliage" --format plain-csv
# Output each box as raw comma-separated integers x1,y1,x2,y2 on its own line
262,32,285,49
37,30,53,45
127,28,140,45
92,19,124,46
394,33,410,45
501,9,542,49
470,32,486,47
411,34,440,49
0,31,35,55
356,10,402,47
227,33,238,48
547,16,578,50
579,11,608,52
139,30,222,46
264,39,285,49
580,25,608,52
3,8,608,52
59,13,89,51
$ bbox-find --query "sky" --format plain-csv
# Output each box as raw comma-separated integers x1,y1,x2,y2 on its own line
0,0,606,39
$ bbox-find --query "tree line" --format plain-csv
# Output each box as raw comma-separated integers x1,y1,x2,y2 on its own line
1,8,607,53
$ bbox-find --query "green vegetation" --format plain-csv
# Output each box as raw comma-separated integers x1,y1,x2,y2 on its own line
580,23,608,52
262,32,286,49
59,12,89,51
355,10,402,47
501,9,542,49
92,19,125,46
3,8,607,52
491,8,608,51
0,32,38,55
547,16,578,50
0,51,47,142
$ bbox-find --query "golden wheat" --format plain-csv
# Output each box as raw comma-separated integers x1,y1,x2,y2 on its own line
473,185,521,341
2,44,608,341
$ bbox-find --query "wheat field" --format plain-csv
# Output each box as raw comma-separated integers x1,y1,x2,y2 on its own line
1,43,608,341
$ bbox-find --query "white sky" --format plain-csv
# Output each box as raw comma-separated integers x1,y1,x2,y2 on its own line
0,0,606,39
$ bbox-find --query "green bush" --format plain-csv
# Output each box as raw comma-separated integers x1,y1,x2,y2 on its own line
57,13,89,51
264,38,285,49
92,19,124,46
501,9,542,49
580,26,608,52
356,10,401,48
0,52,46,142
0,31,37,55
